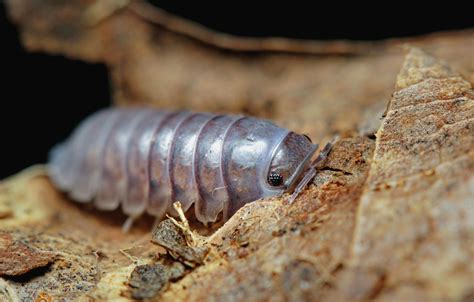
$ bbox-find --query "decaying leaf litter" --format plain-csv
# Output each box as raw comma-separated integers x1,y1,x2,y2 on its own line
1,1,473,301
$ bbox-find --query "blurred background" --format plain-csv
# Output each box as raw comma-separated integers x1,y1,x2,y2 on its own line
0,1,472,179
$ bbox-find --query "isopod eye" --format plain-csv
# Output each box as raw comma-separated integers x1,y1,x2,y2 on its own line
303,134,312,143
268,171,284,187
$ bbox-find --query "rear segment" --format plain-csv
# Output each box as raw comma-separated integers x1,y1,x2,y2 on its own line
48,108,117,201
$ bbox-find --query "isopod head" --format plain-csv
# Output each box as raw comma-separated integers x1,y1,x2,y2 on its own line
223,117,317,216
264,132,317,194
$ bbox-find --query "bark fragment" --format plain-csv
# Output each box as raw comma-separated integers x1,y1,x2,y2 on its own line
151,219,208,267
0,232,56,276
128,262,186,300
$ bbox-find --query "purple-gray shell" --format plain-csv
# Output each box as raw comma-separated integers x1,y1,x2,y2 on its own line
48,107,317,224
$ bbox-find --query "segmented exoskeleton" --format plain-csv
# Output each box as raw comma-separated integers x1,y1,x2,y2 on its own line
49,107,324,225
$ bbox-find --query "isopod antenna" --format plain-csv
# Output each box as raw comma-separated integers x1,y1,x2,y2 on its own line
287,137,337,204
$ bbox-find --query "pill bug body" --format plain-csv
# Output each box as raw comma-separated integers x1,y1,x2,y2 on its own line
49,107,318,224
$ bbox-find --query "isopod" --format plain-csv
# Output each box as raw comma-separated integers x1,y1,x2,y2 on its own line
48,107,330,226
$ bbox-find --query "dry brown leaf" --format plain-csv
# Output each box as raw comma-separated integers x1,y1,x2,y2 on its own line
351,48,474,302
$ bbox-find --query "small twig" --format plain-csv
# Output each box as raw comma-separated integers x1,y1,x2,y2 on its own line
119,248,140,264
0,278,20,302
167,201,201,247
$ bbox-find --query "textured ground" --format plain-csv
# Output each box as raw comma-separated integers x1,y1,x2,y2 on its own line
1,1,473,301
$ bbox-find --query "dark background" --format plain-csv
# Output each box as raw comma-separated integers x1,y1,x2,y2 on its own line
0,1,472,179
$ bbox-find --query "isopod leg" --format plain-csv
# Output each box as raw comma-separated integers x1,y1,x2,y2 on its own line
287,137,337,204
122,215,137,233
